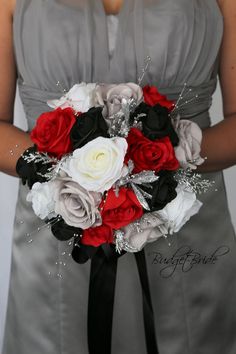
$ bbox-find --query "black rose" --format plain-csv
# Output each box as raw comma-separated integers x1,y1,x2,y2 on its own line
51,218,82,241
132,102,179,146
70,107,109,150
16,146,52,189
144,171,178,211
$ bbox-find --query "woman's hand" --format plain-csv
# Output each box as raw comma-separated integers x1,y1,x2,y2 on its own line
199,0,236,172
0,0,33,177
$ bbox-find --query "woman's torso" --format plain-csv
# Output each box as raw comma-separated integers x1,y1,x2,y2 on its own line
13,0,222,87
13,0,223,131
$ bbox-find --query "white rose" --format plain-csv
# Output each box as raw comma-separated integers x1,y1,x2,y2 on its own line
65,136,128,192
47,82,97,113
157,185,202,234
26,181,58,220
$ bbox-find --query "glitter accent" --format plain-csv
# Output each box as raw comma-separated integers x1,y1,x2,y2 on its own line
116,169,159,211
118,169,159,187
56,81,67,94
114,230,139,254
170,83,202,119
138,56,152,86
22,151,58,165
108,97,137,138
174,168,215,194
131,184,151,211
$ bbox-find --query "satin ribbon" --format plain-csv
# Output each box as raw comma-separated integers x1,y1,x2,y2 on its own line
83,245,159,354
135,250,159,354
88,245,118,354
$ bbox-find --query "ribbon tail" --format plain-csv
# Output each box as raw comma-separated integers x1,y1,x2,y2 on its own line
87,246,159,354
87,247,118,354
135,250,159,354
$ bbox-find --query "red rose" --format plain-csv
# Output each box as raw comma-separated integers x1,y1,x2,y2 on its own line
81,225,113,247
30,107,76,158
101,187,143,230
126,128,179,173
143,85,174,111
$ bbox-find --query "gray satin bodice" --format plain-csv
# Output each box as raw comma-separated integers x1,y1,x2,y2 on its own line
14,0,223,130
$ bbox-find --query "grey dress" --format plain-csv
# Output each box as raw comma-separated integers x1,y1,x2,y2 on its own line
2,0,236,353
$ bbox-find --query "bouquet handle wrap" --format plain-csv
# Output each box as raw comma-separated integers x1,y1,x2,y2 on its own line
87,246,159,354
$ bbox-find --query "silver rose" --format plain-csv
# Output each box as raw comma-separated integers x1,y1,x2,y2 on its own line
54,177,102,229
173,117,205,170
95,83,143,121
115,213,167,253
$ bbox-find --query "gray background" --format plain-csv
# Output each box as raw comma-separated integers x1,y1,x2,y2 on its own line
0,83,236,352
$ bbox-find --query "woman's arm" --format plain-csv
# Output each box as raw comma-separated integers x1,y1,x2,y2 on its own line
0,0,33,177
199,0,236,172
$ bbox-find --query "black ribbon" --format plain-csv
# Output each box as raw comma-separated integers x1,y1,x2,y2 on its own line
87,245,120,354
87,246,159,354
135,250,159,354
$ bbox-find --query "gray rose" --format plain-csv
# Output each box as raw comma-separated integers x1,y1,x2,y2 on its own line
116,213,167,253
95,83,143,121
173,117,205,170
54,177,102,229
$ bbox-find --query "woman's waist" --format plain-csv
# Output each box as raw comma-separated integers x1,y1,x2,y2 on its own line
18,78,217,131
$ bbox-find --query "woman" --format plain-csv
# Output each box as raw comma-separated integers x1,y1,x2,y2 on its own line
1,0,236,353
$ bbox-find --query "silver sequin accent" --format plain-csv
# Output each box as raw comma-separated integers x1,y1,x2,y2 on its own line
114,230,140,254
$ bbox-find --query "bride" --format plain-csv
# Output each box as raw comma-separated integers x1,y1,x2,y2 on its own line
1,0,236,353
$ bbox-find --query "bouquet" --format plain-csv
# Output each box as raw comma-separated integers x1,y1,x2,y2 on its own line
16,81,214,354
17,81,212,261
